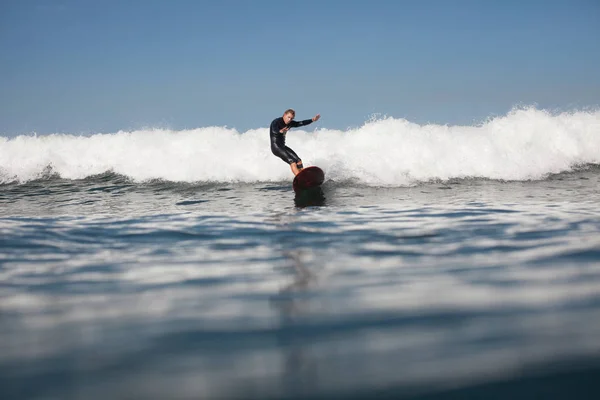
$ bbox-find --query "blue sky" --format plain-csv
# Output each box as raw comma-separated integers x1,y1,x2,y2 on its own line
1,0,599,136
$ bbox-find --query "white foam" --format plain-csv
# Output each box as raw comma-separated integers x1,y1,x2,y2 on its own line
1,107,599,185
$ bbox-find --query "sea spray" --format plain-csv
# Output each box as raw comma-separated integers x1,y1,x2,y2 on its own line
1,107,599,185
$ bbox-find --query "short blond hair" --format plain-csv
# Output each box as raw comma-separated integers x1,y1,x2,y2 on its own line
283,109,295,116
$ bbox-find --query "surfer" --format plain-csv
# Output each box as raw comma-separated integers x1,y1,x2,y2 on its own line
270,109,320,176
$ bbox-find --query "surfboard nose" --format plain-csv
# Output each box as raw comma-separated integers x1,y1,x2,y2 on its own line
293,166,325,193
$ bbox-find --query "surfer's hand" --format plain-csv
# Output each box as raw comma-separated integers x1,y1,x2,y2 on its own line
312,114,321,122
280,126,290,133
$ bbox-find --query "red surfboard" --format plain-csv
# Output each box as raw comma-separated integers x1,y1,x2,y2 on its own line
293,166,325,193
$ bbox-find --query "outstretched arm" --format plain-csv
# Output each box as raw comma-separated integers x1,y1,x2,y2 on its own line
289,114,321,128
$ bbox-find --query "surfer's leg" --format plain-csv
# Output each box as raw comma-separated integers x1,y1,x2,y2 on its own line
290,160,303,175
271,146,302,176
272,143,301,176
290,162,300,176
284,146,303,170
271,144,295,164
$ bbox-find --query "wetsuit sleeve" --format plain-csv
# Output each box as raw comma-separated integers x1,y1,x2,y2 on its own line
288,119,313,128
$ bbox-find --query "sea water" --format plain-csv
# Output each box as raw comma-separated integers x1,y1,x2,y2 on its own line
1,107,600,399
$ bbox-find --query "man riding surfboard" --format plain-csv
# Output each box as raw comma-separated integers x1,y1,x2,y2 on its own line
270,109,320,176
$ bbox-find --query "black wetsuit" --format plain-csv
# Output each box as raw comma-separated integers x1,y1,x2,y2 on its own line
270,117,313,164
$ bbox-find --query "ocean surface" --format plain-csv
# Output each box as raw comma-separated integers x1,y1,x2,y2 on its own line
1,108,600,399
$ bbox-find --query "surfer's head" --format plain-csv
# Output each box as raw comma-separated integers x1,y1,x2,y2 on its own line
283,109,295,124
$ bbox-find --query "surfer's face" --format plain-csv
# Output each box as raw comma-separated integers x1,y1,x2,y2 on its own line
283,113,294,124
